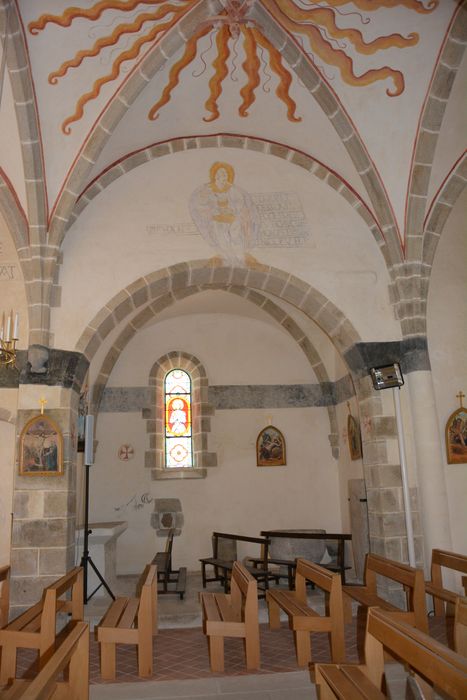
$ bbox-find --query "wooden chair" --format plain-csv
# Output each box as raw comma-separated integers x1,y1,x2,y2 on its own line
266,558,345,667
200,561,260,673
152,529,186,599
0,567,83,685
315,607,467,700
0,565,10,628
95,563,157,680
425,549,467,616
342,553,428,633
1,621,89,700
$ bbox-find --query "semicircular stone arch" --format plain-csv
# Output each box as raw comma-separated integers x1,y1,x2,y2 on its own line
76,260,362,369
70,135,383,260
47,0,402,270
90,285,343,459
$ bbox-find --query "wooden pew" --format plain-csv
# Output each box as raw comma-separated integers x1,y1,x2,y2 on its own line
0,567,83,685
342,553,428,633
454,596,467,657
425,549,467,617
0,565,10,628
152,529,187,600
1,621,89,700
315,607,467,699
95,563,157,680
266,558,345,667
260,530,352,586
200,561,260,673
200,532,271,594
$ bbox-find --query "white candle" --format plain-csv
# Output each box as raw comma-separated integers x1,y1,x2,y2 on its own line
5,313,11,341
13,312,19,339
0,312,4,341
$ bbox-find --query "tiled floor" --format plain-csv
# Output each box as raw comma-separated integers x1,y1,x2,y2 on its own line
15,573,452,700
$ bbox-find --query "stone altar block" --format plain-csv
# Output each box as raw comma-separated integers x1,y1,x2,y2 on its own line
76,521,127,598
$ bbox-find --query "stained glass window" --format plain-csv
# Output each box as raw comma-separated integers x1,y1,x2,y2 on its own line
164,369,193,469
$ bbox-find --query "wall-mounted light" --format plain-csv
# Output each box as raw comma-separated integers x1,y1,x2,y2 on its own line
0,311,19,368
370,362,404,390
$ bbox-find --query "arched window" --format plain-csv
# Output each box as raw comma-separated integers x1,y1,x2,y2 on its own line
146,351,217,479
164,369,193,469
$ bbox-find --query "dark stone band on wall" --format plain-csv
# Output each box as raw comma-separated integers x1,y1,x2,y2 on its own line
344,338,430,378
0,339,429,392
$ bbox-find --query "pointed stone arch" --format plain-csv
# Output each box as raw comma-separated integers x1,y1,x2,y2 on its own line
405,3,467,259
47,0,402,270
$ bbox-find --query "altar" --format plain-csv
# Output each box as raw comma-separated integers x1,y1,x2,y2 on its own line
76,521,128,598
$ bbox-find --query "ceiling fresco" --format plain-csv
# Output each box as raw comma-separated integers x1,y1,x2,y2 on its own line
28,0,436,132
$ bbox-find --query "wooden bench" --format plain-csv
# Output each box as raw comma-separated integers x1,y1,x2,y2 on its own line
315,607,467,699
342,553,428,633
454,596,467,657
425,549,467,617
95,563,157,680
0,567,84,685
200,532,271,594
152,529,187,600
200,561,260,673
0,565,10,628
1,621,89,700
260,530,352,587
266,558,345,667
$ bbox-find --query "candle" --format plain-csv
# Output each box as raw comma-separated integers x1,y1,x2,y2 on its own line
0,312,4,341
13,312,19,340
5,313,11,341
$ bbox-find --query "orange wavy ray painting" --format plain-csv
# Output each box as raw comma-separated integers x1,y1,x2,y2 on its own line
28,0,438,132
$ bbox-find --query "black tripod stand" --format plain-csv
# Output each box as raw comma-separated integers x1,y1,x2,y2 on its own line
80,462,115,603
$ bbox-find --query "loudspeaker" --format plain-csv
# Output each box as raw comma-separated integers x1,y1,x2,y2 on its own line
370,363,404,391
84,415,94,465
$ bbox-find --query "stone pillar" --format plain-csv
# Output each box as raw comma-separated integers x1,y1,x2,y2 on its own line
405,370,452,568
357,374,423,606
9,385,78,617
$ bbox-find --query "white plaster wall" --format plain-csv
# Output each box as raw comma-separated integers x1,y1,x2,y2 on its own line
427,191,467,555
89,312,342,572
56,148,398,351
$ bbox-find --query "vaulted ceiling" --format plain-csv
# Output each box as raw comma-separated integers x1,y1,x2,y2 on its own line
1,0,465,264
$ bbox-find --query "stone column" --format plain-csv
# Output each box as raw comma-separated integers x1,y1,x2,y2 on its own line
357,374,423,606
9,385,78,617
405,370,452,568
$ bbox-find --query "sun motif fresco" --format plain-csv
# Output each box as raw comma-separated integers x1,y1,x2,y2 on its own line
28,0,438,133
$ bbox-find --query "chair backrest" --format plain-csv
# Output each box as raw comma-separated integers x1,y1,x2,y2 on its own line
365,607,467,699
269,530,327,563
295,558,342,611
215,535,237,562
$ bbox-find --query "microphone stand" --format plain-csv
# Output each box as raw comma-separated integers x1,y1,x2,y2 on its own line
80,461,115,603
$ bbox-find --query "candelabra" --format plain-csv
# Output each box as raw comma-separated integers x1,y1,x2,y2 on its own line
0,311,19,368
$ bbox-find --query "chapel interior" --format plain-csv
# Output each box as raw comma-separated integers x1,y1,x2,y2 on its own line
0,0,466,697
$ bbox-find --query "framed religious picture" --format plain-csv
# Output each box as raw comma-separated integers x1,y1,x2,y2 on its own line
445,401,467,464
347,413,363,461
256,425,286,467
19,415,64,476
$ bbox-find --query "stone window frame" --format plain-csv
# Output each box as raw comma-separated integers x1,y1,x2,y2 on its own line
145,351,217,480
